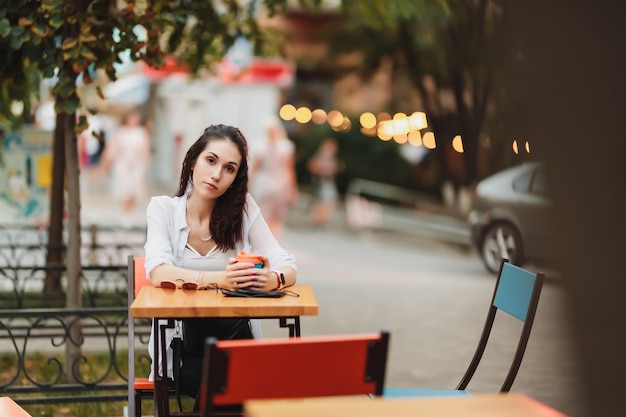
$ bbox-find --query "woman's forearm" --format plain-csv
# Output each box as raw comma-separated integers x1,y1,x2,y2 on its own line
150,263,227,288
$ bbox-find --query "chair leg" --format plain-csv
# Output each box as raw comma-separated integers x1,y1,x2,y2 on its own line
135,390,142,417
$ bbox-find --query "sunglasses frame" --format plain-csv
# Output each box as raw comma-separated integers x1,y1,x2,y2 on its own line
160,280,218,291
160,279,198,290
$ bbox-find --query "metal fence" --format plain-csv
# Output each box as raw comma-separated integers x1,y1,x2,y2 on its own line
0,224,149,406
0,307,151,405
0,223,147,268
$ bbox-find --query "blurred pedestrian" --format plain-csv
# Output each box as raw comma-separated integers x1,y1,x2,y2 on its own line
78,109,108,169
98,107,149,225
78,109,109,196
249,117,298,240
307,137,341,229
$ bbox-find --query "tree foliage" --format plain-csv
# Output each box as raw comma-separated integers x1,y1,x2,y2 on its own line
324,0,513,186
0,0,300,134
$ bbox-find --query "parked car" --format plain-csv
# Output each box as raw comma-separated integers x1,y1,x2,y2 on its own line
468,162,554,274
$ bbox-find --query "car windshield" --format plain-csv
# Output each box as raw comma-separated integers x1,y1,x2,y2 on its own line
512,164,549,197
530,166,549,196
512,169,533,192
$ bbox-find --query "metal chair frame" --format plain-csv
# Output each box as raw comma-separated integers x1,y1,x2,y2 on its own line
385,258,545,397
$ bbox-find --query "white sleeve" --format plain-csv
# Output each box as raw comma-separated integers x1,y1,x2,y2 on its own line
144,197,177,280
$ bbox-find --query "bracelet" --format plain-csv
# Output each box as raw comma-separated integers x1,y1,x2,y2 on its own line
271,270,281,290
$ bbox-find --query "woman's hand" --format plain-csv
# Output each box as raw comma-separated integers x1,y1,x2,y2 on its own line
226,256,273,290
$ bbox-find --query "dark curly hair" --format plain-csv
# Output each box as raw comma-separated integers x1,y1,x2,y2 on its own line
175,124,249,251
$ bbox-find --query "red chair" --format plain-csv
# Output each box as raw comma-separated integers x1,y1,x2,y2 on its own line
128,255,178,417
199,331,390,417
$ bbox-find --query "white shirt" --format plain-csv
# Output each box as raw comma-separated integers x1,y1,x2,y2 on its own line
144,191,297,381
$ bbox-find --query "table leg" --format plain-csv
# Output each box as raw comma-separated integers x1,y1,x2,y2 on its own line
152,318,161,417
156,318,177,417
278,317,301,337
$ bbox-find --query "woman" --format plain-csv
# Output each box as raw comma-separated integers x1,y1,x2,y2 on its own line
144,124,297,410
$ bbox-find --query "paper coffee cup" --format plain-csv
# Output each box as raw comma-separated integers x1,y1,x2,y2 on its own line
236,250,264,268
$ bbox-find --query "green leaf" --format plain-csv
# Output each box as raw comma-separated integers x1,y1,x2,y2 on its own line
0,18,10,37
80,46,97,61
80,23,93,35
62,37,78,50
18,16,34,27
49,14,65,29
75,114,88,132
79,32,97,43
41,0,62,13
31,22,49,37
58,81,75,99
63,50,75,61
10,34,24,49
55,95,80,114
11,24,24,36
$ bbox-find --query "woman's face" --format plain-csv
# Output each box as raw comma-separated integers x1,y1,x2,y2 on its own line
191,138,242,199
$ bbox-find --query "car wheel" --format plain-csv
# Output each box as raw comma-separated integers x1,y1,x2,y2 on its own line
480,222,524,273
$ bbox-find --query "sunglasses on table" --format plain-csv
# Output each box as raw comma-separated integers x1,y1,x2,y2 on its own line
160,280,218,291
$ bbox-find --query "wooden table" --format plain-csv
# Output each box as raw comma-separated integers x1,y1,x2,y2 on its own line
130,285,319,417
245,393,569,417
131,284,318,320
0,397,32,417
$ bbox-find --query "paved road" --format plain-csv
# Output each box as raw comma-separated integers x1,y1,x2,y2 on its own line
270,223,583,417
2,190,584,417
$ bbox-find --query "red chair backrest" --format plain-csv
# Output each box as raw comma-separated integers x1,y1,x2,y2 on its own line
199,331,390,416
132,256,152,298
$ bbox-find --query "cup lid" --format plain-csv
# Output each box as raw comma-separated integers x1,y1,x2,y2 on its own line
236,250,263,263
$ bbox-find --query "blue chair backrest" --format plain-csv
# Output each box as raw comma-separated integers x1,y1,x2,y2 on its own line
493,262,537,321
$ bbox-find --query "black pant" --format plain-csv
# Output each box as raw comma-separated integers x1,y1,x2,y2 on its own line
177,318,253,411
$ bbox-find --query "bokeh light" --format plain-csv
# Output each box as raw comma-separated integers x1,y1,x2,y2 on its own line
311,109,327,125
452,135,464,153
423,131,436,149
377,122,392,141
361,127,377,136
377,112,392,122
380,121,395,137
338,116,352,132
408,130,422,146
408,112,427,130
360,112,377,129
393,134,408,144
278,104,432,146
327,110,344,127
279,104,296,121
513,140,519,154
295,107,312,123
393,118,410,135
